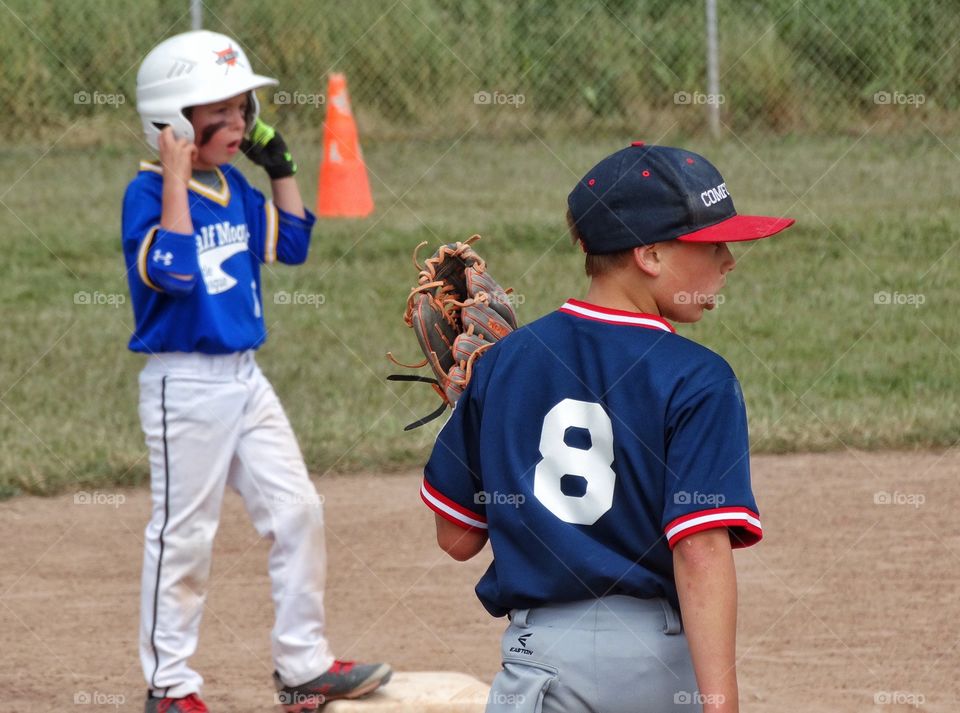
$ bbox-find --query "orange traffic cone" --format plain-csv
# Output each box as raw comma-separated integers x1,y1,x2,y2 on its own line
317,73,374,217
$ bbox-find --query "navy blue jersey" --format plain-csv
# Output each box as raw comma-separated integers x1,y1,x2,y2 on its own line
422,299,761,617
122,161,315,354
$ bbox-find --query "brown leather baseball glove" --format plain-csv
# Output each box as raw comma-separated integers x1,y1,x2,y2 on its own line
388,236,518,430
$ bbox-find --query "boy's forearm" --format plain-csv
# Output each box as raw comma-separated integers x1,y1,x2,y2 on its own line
160,179,193,235
435,513,488,561
271,176,306,218
673,528,739,713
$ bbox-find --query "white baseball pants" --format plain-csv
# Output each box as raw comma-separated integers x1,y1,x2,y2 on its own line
137,351,333,698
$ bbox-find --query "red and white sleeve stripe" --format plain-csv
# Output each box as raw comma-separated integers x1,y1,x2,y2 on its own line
665,507,762,549
420,479,488,531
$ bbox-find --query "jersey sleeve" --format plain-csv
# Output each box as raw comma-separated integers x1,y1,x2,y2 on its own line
661,377,762,550
239,172,316,266
421,385,488,532
121,176,199,295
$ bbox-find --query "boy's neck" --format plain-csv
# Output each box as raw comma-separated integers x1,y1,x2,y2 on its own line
192,159,218,171
585,277,661,316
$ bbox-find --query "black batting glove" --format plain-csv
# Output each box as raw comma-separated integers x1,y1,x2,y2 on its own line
240,118,298,180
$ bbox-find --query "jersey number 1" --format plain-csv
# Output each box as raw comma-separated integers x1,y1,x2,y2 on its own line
533,399,615,526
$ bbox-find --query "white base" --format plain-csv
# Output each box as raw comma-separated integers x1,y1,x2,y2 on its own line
325,671,491,712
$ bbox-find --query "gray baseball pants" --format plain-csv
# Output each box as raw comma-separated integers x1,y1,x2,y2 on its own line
486,595,699,713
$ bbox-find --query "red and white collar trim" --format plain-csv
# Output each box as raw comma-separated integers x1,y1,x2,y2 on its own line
559,299,675,333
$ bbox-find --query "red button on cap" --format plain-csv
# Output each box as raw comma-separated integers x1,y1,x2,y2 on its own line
631,141,645,147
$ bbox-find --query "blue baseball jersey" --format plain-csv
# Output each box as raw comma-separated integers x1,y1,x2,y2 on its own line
121,161,316,354
422,299,762,617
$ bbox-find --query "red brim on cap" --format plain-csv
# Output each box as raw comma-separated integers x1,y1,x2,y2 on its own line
677,214,795,243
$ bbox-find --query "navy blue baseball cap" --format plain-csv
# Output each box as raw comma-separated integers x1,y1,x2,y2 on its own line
567,142,794,254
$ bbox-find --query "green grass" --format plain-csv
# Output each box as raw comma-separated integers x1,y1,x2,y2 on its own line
1,130,959,499
6,0,960,140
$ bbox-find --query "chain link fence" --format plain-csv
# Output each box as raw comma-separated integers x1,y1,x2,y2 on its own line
4,0,960,144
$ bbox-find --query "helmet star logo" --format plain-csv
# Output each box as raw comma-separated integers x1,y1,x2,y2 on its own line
214,45,240,72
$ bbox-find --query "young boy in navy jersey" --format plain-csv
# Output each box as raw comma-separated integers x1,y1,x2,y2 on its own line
123,31,390,713
421,143,794,713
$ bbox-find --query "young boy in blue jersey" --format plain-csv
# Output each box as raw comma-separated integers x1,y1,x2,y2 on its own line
421,143,794,713
123,31,390,713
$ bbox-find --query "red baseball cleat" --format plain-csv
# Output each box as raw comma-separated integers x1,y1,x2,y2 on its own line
273,660,392,712
144,692,208,713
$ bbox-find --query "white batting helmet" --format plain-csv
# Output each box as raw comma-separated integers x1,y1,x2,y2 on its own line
136,30,278,150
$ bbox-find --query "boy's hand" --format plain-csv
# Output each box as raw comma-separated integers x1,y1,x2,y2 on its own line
241,118,297,179
157,126,197,187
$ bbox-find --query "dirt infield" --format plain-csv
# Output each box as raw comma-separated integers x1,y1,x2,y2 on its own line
2,451,957,712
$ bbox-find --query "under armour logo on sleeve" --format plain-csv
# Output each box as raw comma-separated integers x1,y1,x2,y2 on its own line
152,249,174,266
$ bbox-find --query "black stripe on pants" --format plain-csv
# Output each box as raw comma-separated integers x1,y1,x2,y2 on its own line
149,375,170,698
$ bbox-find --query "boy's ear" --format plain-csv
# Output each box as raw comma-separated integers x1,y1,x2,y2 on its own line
632,244,662,277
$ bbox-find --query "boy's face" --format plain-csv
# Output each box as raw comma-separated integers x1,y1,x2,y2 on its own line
188,93,248,169
655,241,736,323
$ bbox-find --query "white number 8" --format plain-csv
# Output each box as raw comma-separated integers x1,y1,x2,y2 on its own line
533,399,616,525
